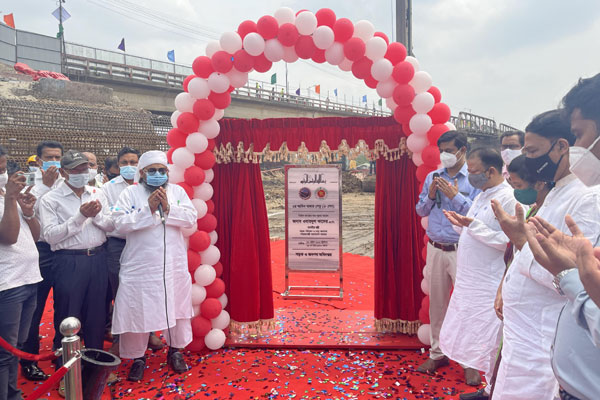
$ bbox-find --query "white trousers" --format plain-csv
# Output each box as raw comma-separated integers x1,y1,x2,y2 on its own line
119,318,193,359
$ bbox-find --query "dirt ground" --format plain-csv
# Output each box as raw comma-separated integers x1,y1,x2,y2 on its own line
262,168,375,258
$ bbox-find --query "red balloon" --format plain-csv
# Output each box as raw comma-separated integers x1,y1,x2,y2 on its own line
392,61,414,84
191,316,212,338
192,56,213,79
429,103,452,124
295,36,316,59
384,42,407,65
232,49,254,72
178,182,193,199
422,145,441,167
421,295,430,311
237,20,257,39
205,278,225,298
211,51,233,73
428,86,442,103
208,91,231,109
186,338,206,352
316,8,336,27
311,48,326,64
183,74,195,92
166,147,175,164
392,84,415,107
419,306,430,324
177,112,200,134
253,54,272,73
200,298,222,319
213,261,222,277
193,99,216,121
364,75,378,89
333,18,354,42
393,105,416,125
416,164,435,182
184,166,206,186
427,124,450,144
343,37,365,61
189,231,211,252
423,234,429,245
194,151,216,170
278,23,299,46
295,9,309,16
188,250,202,272
351,56,372,80
256,15,278,39
373,31,389,45
207,139,216,151
166,128,187,148
206,199,215,214
402,123,413,136
421,246,427,261
197,213,217,232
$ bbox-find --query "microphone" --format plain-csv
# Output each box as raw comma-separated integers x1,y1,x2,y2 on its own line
158,203,165,223
432,172,442,208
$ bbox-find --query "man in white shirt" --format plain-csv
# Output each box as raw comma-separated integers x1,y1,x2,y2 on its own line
39,150,115,357
440,147,517,400
82,152,101,188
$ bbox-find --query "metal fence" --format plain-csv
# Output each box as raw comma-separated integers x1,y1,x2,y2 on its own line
0,24,62,72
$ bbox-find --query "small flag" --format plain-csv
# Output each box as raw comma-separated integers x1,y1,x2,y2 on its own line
295,88,300,95
270,73,277,84
315,85,321,94
3,13,15,29
167,50,175,62
378,98,382,106
52,7,71,22
334,88,338,97
117,38,125,52
362,95,367,102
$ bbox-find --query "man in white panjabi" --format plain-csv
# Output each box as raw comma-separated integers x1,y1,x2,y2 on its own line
111,151,198,382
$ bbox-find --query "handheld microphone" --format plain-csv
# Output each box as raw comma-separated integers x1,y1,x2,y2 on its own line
158,203,165,223
432,172,442,208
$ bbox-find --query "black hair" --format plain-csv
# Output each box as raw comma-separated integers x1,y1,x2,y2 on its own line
525,109,575,145
7,160,20,176
562,73,600,127
437,130,468,150
117,146,141,162
36,141,64,157
500,130,525,146
0,144,6,157
468,147,503,173
104,156,118,171
507,154,537,185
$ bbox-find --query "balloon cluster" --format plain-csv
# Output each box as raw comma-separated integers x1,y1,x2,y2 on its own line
417,216,431,345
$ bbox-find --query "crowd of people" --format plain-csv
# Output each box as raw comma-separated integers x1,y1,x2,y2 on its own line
416,73,600,400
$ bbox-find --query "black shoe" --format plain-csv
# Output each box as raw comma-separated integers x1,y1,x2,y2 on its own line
167,349,188,374
459,389,489,400
127,357,146,382
21,363,49,381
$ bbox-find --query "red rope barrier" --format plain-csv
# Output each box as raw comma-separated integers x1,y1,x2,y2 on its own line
0,335,59,361
26,365,68,400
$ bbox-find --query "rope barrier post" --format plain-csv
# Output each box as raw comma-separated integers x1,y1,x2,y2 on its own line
60,317,83,400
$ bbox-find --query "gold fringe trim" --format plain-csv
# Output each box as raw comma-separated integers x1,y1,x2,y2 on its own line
374,318,421,335
214,138,408,164
229,318,276,336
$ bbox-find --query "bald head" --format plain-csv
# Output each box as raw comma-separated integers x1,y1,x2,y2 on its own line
82,152,97,169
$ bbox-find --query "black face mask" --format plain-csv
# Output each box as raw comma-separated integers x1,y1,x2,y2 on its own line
525,141,564,183
106,172,119,181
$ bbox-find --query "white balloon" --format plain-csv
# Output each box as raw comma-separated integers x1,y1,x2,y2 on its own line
295,11,317,36
191,198,208,218
186,132,209,153
204,328,226,350
338,58,353,72
410,71,433,94
409,113,433,135
406,133,429,153
194,264,216,287
411,92,435,113
199,119,220,139
211,310,230,330
282,45,299,63
226,68,248,88
207,72,230,94
182,225,197,238
423,264,431,280
217,293,228,309
168,163,185,184
421,278,429,295
175,92,195,113
170,110,181,128
353,20,375,42
220,31,242,54
324,42,344,65
243,32,265,56
200,245,221,266
376,78,396,98
417,324,431,345
371,58,393,81
420,216,429,230
209,230,218,245
405,55,420,72
264,39,284,62
172,147,195,169
412,152,424,166
213,109,225,120
192,304,200,317
385,96,398,110
188,78,210,99
205,41,222,58
313,26,335,50
191,284,207,305
204,168,214,184
365,36,387,61
446,122,457,131
195,182,214,201
274,7,295,25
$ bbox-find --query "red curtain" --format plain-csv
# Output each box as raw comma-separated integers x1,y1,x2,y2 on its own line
374,155,425,334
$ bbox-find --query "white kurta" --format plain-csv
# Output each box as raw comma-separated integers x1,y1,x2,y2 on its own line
111,183,197,334
440,181,516,376
494,175,600,400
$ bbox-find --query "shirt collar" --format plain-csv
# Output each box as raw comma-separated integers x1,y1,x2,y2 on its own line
553,173,578,189
57,181,92,197
443,162,468,178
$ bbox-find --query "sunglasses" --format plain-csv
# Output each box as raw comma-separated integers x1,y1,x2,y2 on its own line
145,168,167,175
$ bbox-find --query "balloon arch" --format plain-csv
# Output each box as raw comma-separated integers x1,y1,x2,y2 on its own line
166,7,455,351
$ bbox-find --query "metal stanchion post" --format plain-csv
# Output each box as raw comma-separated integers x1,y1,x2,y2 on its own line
60,317,83,400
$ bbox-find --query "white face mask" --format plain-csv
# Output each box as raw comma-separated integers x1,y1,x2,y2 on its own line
88,169,98,181
67,173,89,188
501,148,522,166
440,151,459,169
0,172,7,189
570,135,600,186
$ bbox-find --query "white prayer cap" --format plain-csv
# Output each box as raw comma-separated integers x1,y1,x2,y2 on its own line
138,150,168,170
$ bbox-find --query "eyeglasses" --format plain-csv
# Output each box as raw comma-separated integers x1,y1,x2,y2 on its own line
145,168,167,175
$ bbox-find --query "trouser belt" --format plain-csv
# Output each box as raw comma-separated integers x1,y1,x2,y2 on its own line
55,244,105,256
428,239,457,252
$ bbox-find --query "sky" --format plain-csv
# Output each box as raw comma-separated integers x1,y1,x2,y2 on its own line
4,0,600,129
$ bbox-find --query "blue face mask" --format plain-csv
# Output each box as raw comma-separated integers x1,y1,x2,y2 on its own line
145,173,168,187
42,160,61,171
120,165,137,180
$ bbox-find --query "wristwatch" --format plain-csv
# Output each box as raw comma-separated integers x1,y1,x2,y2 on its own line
552,268,576,295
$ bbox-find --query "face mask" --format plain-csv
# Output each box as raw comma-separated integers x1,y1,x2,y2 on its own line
67,173,88,188
501,148,522,166
29,166,39,173
42,160,61,171
514,187,538,205
106,172,119,181
0,172,7,189
145,173,168,187
440,151,460,169
88,169,98,181
524,141,562,182
120,165,137,180
570,135,600,186
468,171,489,189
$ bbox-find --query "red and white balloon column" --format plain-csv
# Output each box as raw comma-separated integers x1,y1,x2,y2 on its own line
168,7,454,350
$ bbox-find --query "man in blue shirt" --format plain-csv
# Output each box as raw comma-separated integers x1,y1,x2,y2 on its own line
415,130,480,385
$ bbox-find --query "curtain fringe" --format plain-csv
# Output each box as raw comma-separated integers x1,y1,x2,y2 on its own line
374,318,421,335
229,318,276,336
